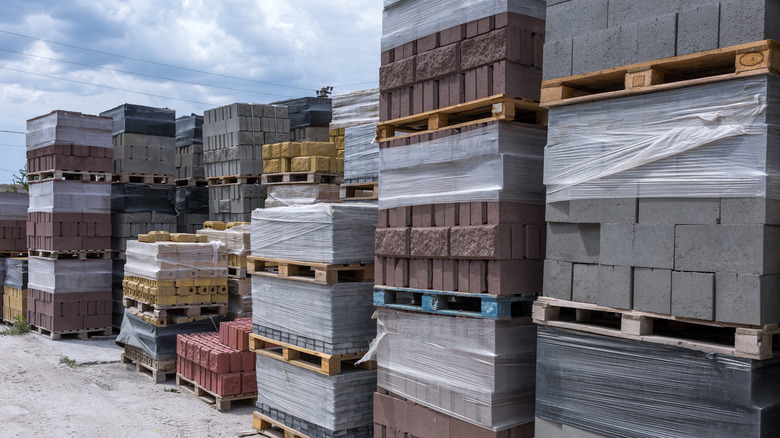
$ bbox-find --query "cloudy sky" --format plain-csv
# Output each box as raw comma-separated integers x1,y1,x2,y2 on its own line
0,0,381,183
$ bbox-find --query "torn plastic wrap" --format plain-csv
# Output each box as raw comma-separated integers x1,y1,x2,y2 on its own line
330,89,380,130
264,184,340,208
110,183,176,214
381,0,546,52
123,240,227,281
251,276,375,355
174,186,209,215
27,258,112,293
255,353,376,434
271,97,333,129
536,326,780,438
544,76,780,202
196,224,251,257
175,114,203,147
251,203,377,264
370,308,537,431
116,308,223,360
28,180,111,213
344,123,379,182
26,110,113,151
3,258,28,290
0,192,29,221
378,121,546,209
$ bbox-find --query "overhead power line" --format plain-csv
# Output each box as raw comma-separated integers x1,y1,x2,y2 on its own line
0,129,25,134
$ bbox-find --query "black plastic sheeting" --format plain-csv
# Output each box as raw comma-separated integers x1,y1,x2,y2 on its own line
176,114,203,147
116,308,224,360
174,187,209,215
271,97,332,129
100,103,176,137
536,326,780,438
3,258,28,290
111,183,176,214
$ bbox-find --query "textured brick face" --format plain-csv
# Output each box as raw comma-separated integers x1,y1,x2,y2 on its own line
450,224,511,259
409,227,450,257
416,44,460,81
375,227,410,257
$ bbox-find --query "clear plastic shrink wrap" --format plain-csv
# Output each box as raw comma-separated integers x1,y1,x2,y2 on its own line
381,0,545,52
366,308,537,431
330,89,380,129
28,181,111,213
544,76,780,202
251,203,377,264
4,258,28,289
123,240,227,281
264,184,340,208
27,258,112,293
344,123,379,182
378,121,546,209
26,110,113,150
197,224,251,256
0,192,29,220
536,326,780,438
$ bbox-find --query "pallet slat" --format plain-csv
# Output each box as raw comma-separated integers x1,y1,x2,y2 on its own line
339,181,378,201
261,172,343,185
27,169,111,183
206,175,261,186
253,411,309,438
248,333,374,376
176,373,257,412
247,256,373,285
121,348,176,383
112,173,175,184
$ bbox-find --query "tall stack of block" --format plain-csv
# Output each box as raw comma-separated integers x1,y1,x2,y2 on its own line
371,1,547,436
0,193,30,253
271,97,332,142
197,221,252,319
262,141,343,208
249,204,377,437
2,258,28,323
25,111,114,337
203,103,290,222
536,2,780,436
175,114,209,233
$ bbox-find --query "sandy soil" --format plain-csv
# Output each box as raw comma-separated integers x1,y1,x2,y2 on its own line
0,332,261,438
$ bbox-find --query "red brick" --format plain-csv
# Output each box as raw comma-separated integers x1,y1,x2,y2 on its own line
487,259,543,295
230,351,242,373
219,373,242,397
486,202,545,225
241,350,255,372
242,371,257,395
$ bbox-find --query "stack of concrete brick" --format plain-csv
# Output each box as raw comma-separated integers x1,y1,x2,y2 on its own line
2,257,28,323
271,97,332,142
203,103,289,222
176,318,256,398
330,89,381,195
197,221,252,319
250,203,377,436
175,114,205,183
0,193,29,252
262,141,343,208
25,111,114,335
100,104,176,181
175,186,209,234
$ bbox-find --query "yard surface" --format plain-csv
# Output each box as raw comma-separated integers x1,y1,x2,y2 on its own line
0,331,260,437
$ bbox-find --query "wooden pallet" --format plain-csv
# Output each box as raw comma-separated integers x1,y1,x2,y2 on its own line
253,411,308,438
176,373,257,412
27,169,111,183
0,251,27,258
206,175,261,186
249,333,375,376
376,94,547,143
541,39,780,107
32,325,113,341
28,249,112,260
124,298,227,327
112,173,175,184
228,266,248,278
247,256,373,285
339,181,377,201
374,285,535,320
174,178,208,187
121,346,176,383
532,297,780,360
261,171,343,185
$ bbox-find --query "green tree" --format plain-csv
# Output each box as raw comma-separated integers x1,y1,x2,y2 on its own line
7,164,28,193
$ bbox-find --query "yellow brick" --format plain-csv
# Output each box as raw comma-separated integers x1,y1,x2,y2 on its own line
196,235,208,243
203,221,226,230
291,156,331,172
300,141,336,157
261,143,274,159
337,149,345,159
170,233,197,242
137,233,154,243
337,158,344,173
263,158,281,174
280,142,301,158
281,158,292,172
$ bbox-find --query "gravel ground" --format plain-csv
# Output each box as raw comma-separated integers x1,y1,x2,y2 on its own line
0,331,262,438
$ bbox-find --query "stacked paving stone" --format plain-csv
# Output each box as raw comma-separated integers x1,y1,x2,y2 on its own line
203,103,290,222
537,2,780,436
175,114,205,183
262,141,343,208
197,221,252,319
0,193,29,252
372,1,546,436
2,258,28,323
271,97,332,142
250,203,377,437
25,111,113,336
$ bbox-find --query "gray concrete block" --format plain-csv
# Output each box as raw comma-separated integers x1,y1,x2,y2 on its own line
637,13,678,62
572,263,599,304
716,272,780,325
719,0,768,47
671,270,714,320
542,38,573,81
569,198,637,224
638,198,720,224
633,224,674,269
545,201,570,222
573,23,638,75
546,223,601,263
599,224,633,266
607,0,682,28
546,0,609,41
675,225,780,275
721,197,780,225
633,267,672,314
544,259,573,300
597,265,632,309
677,3,720,56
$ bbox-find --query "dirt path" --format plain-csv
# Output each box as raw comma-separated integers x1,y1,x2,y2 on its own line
0,332,259,437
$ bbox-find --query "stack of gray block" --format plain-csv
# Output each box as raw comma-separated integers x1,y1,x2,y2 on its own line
175,186,209,233
271,96,332,142
255,354,376,438
208,183,266,223
100,103,176,176
543,76,780,326
544,0,780,80
175,114,205,181
331,89,380,184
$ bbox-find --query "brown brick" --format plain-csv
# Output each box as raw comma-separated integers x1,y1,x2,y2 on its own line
450,224,511,259
394,258,409,287
410,227,450,258
511,224,525,259
487,259,543,295
471,202,487,225
476,65,493,99
458,202,471,226
431,259,444,290
457,259,470,292
524,224,543,260
412,204,434,227
466,20,479,39
389,207,411,227
378,209,390,228
440,25,464,46
375,227,410,257
464,69,477,102
410,258,432,289
412,83,424,115
379,57,416,91
422,80,439,112
447,74,464,106
486,202,545,225
442,259,458,291
416,44,459,82
399,87,412,118
417,33,439,53
469,260,488,293
499,61,542,100
495,12,509,29
381,50,393,66
477,16,494,35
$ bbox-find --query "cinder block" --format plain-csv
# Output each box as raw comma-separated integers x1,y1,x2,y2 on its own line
546,0,609,41
677,3,720,56
675,225,780,275
632,225,674,269
715,272,780,325
544,259,573,300
597,265,632,309
450,224,510,259
671,271,715,320
637,13,678,62
375,227,410,257
416,44,459,82
545,201,571,222
638,198,720,224
569,198,637,224
546,223,600,264
410,227,450,258
572,263,598,304
633,268,672,315
721,197,780,225
599,224,633,267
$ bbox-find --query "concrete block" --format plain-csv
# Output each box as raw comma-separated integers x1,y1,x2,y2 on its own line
544,260,574,300
569,198,637,224
572,263,598,304
633,225,674,269
721,197,780,225
599,224,633,267
671,271,715,320
677,3,720,56
633,268,672,315
597,265,632,309
637,13,678,62
638,198,720,224
675,225,780,275
450,225,510,259
606,0,681,28
545,201,570,222
375,227,410,257
715,272,780,325
546,0,609,41
410,227,450,258
546,223,600,264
